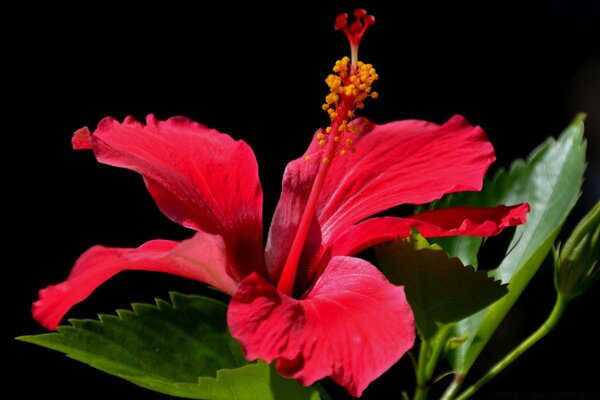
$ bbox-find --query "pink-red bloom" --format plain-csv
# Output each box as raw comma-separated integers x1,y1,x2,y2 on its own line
34,113,528,396
33,9,528,396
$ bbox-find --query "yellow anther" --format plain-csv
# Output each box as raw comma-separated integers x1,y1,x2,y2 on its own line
323,157,330,164
305,155,311,161
344,85,356,97
325,75,342,91
322,58,378,152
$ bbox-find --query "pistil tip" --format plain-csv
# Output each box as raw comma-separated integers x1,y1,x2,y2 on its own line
334,8,375,47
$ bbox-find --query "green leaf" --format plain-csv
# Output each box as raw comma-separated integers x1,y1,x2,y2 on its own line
429,235,482,269
197,361,324,400
18,293,322,400
376,231,508,340
436,115,587,373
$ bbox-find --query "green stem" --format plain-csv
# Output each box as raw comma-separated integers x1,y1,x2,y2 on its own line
413,339,431,400
439,374,464,400
414,326,455,400
453,295,569,400
426,325,453,380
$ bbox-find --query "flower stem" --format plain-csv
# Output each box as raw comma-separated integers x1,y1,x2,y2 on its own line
413,325,454,400
440,374,464,400
452,295,569,400
413,339,431,400
426,325,453,380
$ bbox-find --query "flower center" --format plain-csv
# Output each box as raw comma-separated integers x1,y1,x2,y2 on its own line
276,9,377,296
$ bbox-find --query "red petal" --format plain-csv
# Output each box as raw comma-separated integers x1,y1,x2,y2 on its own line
74,115,265,280
265,142,321,281
331,204,530,257
228,257,415,397
319,115,494,239
34,232,237,330
266,115,494,279
72,127,92,149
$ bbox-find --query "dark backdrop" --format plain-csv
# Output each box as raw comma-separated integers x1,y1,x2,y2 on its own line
7,1,600,399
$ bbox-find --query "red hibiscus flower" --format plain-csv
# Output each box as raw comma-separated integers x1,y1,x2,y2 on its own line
32,10,529,397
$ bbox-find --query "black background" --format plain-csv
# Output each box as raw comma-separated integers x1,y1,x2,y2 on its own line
7,1,600,399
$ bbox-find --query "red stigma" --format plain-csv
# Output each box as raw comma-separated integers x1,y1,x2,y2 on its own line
334,8,375,47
